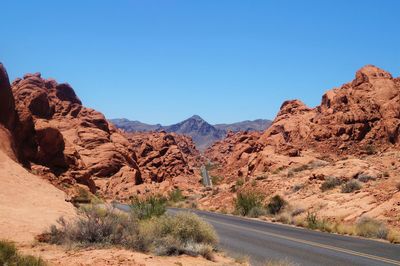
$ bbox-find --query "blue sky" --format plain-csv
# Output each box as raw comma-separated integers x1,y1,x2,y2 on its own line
2,1,399,124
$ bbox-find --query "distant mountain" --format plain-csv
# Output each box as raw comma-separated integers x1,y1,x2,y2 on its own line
110,118,162,132
110,116,272,151
214,119,272,132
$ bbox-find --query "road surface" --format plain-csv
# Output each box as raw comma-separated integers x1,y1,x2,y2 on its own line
114,204,400,266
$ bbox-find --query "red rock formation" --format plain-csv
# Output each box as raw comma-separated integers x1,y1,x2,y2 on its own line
126,131,202,183
9,71,142,193
206,65,400,178
261,65,400,154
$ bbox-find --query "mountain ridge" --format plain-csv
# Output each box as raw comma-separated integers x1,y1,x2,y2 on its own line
110,116,272,151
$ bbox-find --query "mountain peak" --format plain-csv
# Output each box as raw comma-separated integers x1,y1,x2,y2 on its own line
189,115,204,121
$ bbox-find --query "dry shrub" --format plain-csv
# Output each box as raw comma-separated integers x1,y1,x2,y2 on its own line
0,240,46,266
355,217,388,239
341,180,362,193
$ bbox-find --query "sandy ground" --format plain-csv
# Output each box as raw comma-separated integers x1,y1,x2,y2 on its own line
0,150,76,243
18,243,237,266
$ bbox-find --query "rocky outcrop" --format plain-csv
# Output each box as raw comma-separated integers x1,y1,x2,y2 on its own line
0,63,18,160
206,65,400,178
8,71,142,193
127,131,202,183
260,65,400,154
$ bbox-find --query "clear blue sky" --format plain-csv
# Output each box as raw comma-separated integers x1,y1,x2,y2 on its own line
2,1,399,125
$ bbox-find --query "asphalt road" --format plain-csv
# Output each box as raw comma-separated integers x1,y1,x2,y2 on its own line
114,204,400,266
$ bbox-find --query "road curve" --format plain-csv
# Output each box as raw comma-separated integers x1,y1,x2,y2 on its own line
114,204,400,266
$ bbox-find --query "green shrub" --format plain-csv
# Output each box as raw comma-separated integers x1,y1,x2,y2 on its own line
43,206,217,260
320,177,341,192
45,206,140,248
168,189,185,203
267,195,287,215
306,212,319,230
0,240,46,266
234,189,265,216
355,217,388,239
141,212,218,259
341,180,362,193
130,195,167,220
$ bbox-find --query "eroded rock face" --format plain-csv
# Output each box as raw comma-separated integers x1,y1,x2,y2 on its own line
261,65,400,154
127,131,202,183
206,65,400,178
10,72,142,192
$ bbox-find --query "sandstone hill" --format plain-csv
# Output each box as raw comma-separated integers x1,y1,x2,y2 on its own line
0,63,201,200
111,115,271,151
202,65,400,229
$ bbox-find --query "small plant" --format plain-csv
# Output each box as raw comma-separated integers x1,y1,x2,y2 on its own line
306,212,319,230
211,175,223,185
341,180,362,193
357,174,376,183
383,171,390,177
130,195,167,220
234,189,265,216
256,175,268,181
355,217,388,239
320,176,341,192
292,184,304,192
248,206,268,218
235,178,245,187
267,195,287,215
168,188,185,203
251,179,257,187
0,240,46,266
364,145,376,155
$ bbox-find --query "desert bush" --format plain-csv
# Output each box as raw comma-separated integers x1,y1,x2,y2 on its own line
234,189,265,216
364,145,376,155
267,195,287,215
0,240,46,266
306,212,319,230
320,177,341,192
275,212,292,224
291,207,305,217
256,175,268,181
44,206,217,260
292,184,304,192
248,206,268,218
355,217,388,239
45,206,140,248
130,194,167,220
357,174,376,183
235,178,245,187
341,180,362,193
140,212,218,259
211,175,223,185
388,230,400,244
168,188,185,203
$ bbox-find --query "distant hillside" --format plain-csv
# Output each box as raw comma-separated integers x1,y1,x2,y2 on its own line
214,119,272,132
110,116,272,151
